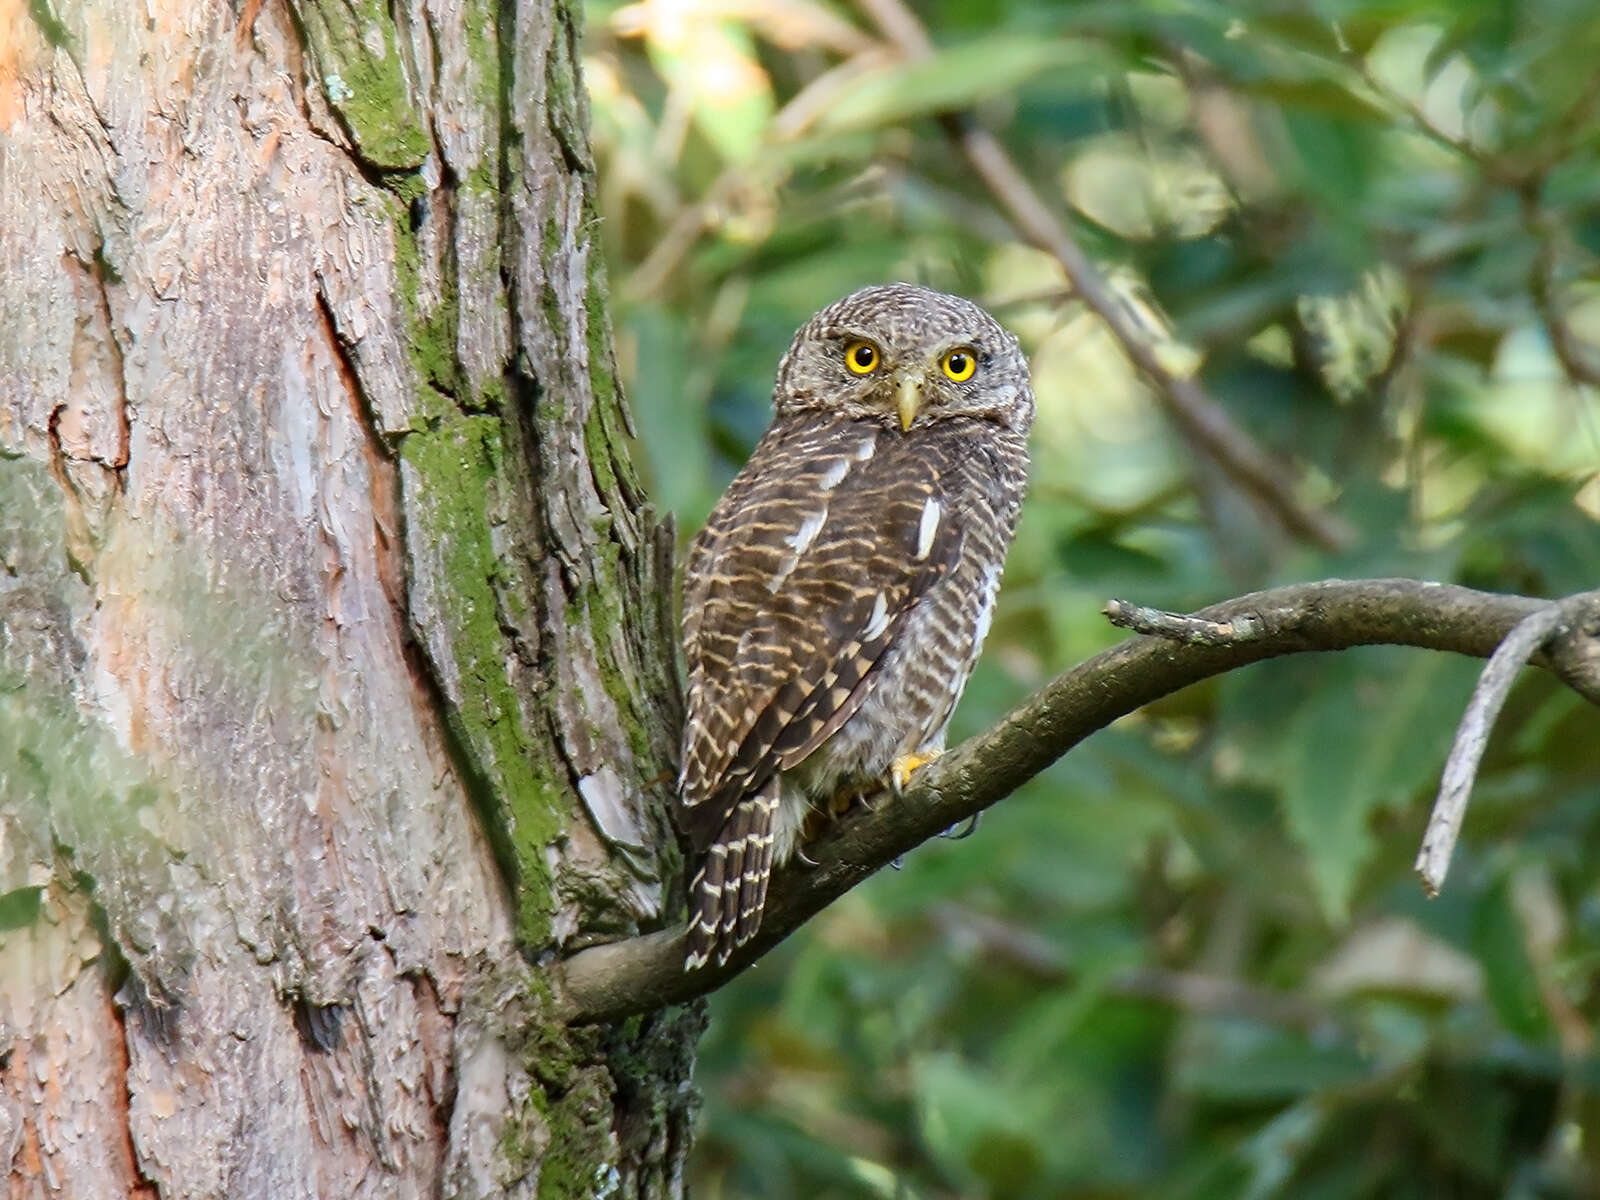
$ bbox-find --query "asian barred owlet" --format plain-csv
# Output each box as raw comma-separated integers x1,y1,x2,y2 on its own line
678,284,1033,969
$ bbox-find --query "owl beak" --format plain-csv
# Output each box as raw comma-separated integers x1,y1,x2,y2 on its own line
896,376,922,432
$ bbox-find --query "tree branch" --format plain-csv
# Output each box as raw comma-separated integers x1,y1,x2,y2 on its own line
1416,591,1600,895
1104,596,1283,645
555,579,1600,1024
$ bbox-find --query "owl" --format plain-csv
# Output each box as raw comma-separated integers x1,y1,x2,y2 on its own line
678,283,1034,969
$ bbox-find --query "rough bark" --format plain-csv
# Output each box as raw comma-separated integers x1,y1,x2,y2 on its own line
0,0,693,1195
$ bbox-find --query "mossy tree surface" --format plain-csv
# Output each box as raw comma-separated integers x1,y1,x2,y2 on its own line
0,0,692,1195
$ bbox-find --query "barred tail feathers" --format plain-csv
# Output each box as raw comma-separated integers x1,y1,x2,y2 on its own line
685,779,781,970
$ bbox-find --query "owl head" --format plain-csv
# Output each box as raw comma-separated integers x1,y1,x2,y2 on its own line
772,283,1034,434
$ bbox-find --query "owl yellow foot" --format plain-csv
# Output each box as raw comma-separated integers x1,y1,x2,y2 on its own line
890,749,943,795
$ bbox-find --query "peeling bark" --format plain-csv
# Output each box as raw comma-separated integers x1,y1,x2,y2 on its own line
0,0,692,1195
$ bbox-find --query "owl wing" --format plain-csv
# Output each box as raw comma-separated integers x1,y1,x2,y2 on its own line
678,417,961,854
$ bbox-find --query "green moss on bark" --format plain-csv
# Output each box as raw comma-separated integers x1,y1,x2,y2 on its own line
495,979,619,1197
460,0,503,116
392,212,464,419
534,1071,617,1199
400,416,563,945
295,0,429,169
372,8,692,1181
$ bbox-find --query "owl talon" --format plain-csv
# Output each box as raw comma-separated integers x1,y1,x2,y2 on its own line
939,812,981,840
890,855,905,871
890,749,943,795
795,845,820,868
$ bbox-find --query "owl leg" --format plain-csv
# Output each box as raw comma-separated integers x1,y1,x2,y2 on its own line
796,778,876,852
892,745,972,841
684,778,780,971
890,747,943,794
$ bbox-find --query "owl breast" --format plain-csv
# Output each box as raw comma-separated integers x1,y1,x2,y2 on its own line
778,421,1027,852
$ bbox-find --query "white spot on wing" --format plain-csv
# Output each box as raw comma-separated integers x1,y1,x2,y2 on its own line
862,592,890,641
786,510,826,554
854,436,877,461
819,458,851,490
914,497,942,561
769,508,828,592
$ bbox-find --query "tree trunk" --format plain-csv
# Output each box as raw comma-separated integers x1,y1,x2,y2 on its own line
0,0,695,1195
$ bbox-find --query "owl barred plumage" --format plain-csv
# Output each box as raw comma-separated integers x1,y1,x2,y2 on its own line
678,284,1034,969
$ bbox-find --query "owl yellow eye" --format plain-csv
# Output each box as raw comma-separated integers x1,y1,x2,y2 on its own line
844,340,879,375
941,347,977,382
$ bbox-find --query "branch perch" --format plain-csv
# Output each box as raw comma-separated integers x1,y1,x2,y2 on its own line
556,579,1600,1024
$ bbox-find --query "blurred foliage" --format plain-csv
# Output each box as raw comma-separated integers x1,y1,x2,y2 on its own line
582,0,1600,1194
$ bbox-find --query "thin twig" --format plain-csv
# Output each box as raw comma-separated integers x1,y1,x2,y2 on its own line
555,579,1600,1023
768,47,893,141
1169,48,1279,203
1415,592,1600,896
853,0,1354,552
1338,39,1490,168
1530,217,1600,389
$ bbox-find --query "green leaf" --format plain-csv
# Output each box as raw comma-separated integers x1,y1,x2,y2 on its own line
912,1053,1049,1195
1413,1063,1514,1181
1178,1024,1372,1102
1473,875,1552,1043
1236,1100,1326,1200
1224,650,1482,921
1282,110,1381,222
1245,76,1388,124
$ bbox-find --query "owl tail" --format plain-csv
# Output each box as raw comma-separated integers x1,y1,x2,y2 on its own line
685,778,780,970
